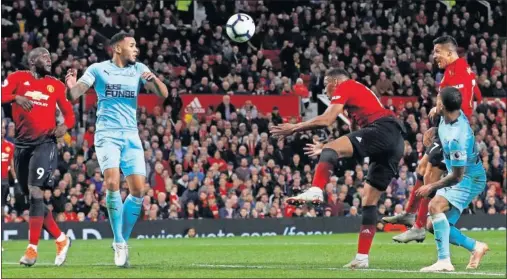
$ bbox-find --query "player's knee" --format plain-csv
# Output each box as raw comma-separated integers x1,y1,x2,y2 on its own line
428,198,445,215
423,171,432,185
29,196,45,217
129,186,144,197
361,183,382,207
28,186,43,199
416,162,426,176
105,178,120,191
319,148,340,165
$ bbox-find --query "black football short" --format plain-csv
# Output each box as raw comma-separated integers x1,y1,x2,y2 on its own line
425,139,446,171
346,117,405,191
14,142,57,194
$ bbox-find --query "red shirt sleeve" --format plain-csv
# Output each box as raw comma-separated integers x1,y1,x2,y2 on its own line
455,65,477,111
55,81,75,128
330,81,351,105
1,72,20,103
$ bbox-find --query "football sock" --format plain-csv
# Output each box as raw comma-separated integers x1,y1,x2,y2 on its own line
449,225,476,252
405,174,424,213
431,213,451,260
122,194,143,242
414,198,430,229
43,206,63,240
106,190,125,243
28,197,45,247
357,205,377,258
311,148,339,189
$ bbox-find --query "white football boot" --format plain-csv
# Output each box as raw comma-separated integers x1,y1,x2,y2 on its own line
286,187,324,205
114,243,129,267
420,259,455,272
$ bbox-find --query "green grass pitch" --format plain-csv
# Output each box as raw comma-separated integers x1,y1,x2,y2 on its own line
1,231,505,278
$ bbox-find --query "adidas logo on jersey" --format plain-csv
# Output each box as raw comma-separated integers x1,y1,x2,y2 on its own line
185,97,205,114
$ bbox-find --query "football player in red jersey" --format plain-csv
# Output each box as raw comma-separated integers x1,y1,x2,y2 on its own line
1,126,16,206
384,36,484,250
1,47,75,267
271,68,406,269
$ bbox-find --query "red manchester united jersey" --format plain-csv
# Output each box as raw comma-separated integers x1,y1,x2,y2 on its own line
1,139,14,179
1,71,75,147
439,58,482,119
330,80,394,127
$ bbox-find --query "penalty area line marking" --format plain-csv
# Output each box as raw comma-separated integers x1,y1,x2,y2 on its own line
192,263,507,277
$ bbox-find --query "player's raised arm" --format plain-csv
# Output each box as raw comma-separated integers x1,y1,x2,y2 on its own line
139,64,168,98
270,68,348,138
66,66,94,102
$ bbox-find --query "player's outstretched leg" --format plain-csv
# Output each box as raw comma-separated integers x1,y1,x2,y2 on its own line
103,169,127,267
43,206,71,266
420,196,454,272
392,163,443,243
20,186,45,267
383,156,429,226
344,183,382,269
288,137,353,205
392,197,429,243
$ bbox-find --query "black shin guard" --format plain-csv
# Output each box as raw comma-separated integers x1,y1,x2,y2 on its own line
29,198,45,217
362,205,377,225
319,148,339,165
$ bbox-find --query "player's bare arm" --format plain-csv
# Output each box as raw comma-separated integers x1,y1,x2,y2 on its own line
270,104,343,138
66,69,91,102
9,154,16,181
142,72,169,98
54,87,76,138
416,166,464,197
423,127,436,147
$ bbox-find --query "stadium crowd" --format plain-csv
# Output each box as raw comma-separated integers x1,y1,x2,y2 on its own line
1,0,506,229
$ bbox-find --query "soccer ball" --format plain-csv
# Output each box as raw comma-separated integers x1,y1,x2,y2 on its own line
226,13,256,43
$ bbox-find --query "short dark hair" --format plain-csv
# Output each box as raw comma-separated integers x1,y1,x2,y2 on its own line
325,68,350,79
109,32,132,47
28,47,49,63
440,87,462,112
433,35,457,47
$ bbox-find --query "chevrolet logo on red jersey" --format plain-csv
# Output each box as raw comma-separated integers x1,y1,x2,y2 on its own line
25,91,49,101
